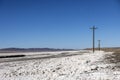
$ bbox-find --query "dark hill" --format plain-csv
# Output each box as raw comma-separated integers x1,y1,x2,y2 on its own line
0,48,74,53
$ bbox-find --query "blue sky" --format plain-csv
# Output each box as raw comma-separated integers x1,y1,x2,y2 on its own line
0,0,120,49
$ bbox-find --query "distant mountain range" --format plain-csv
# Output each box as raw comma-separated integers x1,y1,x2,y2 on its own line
85,47,120,52
0,48,74,53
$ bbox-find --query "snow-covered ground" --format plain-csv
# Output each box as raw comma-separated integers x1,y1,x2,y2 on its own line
0,50,120,80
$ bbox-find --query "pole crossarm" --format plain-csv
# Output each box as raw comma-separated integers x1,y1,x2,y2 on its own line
90,26,97,30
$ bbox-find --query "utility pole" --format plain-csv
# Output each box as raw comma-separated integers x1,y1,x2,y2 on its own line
98,40,101,51
90,26,97,53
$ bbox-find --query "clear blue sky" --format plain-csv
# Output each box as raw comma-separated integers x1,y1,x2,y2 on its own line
0,0,120,49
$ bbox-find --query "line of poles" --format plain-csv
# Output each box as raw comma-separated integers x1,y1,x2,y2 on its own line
90,26,101,53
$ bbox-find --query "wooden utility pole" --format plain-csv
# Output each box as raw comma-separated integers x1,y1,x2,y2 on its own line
98,40,101,51
90,26,97,53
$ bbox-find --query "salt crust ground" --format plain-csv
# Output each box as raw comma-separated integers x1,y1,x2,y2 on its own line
0,51,120,80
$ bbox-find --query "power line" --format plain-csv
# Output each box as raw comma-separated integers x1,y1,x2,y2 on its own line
90,26,97,53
